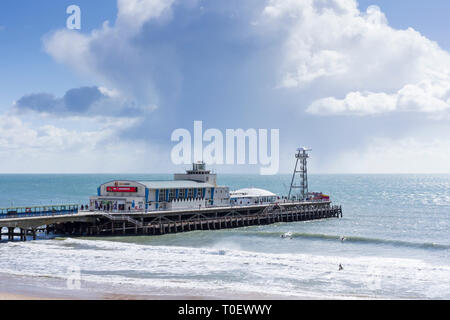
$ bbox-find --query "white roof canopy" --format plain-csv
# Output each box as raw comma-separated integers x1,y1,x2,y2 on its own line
230,188,277,198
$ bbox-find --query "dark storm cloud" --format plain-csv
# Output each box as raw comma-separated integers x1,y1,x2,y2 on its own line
16,86,105,115
63,86,104,113
16,93,61,113
14,86,149,119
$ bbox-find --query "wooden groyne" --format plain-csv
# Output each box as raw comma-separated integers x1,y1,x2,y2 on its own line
0,202,342,242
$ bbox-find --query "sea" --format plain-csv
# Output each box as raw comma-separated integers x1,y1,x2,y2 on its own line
0,174,449,299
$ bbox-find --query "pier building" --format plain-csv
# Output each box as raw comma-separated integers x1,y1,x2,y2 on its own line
230,188,278,206
89,162,230,212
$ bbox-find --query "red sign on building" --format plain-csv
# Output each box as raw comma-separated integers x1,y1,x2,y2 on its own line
106,186,138,193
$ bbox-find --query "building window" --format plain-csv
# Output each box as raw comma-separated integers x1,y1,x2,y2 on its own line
169,189,176,201
158,190,166,202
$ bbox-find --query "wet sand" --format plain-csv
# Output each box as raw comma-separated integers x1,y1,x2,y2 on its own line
0,272,303,300
0,293,46,300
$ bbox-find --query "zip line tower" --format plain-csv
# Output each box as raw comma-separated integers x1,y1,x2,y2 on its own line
288,147,312,201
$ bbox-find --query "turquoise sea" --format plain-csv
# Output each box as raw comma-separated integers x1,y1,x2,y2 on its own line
0,174,449,299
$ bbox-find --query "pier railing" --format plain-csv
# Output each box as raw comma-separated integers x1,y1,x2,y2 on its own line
0,205,79,220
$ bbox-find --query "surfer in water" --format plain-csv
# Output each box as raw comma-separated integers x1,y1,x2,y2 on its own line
339,264,344,271
280,232,293,239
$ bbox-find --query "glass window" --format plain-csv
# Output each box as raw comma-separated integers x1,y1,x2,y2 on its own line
158,190,166,202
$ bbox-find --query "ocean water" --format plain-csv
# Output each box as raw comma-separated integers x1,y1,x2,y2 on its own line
0,174,449,299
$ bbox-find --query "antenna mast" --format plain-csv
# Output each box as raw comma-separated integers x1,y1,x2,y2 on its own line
288,147,311,201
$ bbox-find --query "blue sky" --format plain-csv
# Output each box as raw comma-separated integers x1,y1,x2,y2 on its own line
1,0,450,173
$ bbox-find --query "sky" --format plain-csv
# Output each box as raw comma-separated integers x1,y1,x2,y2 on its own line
1,0,450,174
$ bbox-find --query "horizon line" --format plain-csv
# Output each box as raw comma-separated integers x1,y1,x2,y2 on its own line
0,172,449,175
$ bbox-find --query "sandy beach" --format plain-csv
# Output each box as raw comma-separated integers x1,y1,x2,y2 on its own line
0,292,65,300
0,272,302,300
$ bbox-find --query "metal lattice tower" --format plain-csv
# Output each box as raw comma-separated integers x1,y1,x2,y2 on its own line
288,147,311,201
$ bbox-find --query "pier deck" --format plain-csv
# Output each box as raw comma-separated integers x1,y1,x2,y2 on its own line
0,201,342,242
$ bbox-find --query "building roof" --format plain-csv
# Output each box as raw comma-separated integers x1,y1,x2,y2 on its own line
230,188,277,198
137,180,215,189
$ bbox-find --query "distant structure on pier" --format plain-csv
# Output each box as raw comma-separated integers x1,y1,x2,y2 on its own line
288,147,311,201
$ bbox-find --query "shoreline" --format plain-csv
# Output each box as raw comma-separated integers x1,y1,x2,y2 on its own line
0,272,310,301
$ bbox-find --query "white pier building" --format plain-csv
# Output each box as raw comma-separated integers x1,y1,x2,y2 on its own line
90,163,229,212
230,188,278,206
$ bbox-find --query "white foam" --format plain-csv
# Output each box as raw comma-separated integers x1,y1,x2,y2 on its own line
0,238,448,299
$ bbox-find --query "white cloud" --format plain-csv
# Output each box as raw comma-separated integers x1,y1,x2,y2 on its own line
24,0,450,174
42,0,450,119
0,113,168,173
116,0,175,35
261,0,450,116
307,79,450,116
0,114,134,154
43,0,177,111
307,91,397,115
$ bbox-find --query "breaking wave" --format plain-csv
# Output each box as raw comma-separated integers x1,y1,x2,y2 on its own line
241,231,450,250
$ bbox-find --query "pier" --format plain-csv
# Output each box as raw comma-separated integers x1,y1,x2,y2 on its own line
0,201,342,242
0,151,344,242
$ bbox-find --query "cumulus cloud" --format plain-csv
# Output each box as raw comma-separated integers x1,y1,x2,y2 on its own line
116,0,176,34
307,79,450,116
0,114,107,156
261,0,450,116
41,0,450,119
43,0,178,112
0,113,169,173
20,0,450,173
307,91,397,115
